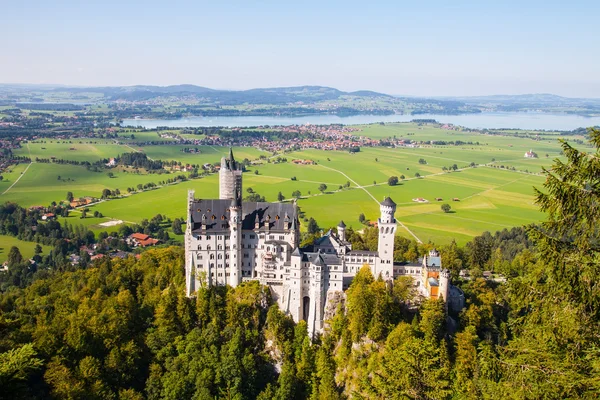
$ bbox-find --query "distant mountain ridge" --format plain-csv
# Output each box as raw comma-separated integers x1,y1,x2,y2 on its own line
34,84,395,104
442,93,600,106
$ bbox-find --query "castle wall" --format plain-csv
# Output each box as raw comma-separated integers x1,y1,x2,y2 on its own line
187,156,456,338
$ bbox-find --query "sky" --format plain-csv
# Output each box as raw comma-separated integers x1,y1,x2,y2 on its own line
1,0,599,97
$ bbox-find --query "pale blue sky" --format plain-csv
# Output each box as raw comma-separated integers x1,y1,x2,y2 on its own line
1,0,599,96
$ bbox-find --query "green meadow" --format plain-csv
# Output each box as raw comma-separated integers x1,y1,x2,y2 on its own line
0,235,51,263
16,141,124,162
1,122,580,245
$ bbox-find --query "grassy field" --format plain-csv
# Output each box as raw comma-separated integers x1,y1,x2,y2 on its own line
1,122,578,245
16,141,124,162
0,235,51,263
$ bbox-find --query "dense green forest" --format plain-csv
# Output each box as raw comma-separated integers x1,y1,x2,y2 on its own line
1,130,599,399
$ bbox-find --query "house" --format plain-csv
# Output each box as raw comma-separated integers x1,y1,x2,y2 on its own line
70,197,94,208
106,158,117,166
42,213,55,221
127,233,160,247
524,150,537,158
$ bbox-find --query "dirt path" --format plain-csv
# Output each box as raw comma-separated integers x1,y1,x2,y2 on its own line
2,143,34,195
317,164,423,243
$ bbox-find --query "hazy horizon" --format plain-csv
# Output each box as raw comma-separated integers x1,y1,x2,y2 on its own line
2,82,600,100
2,0,599,97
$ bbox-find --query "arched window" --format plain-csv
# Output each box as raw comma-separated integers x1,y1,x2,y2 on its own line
218,254,222,259
218,245,222,250
210,254,215,260
197,245,202,250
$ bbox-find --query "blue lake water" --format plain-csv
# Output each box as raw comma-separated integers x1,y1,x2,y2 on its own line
122,112,600,131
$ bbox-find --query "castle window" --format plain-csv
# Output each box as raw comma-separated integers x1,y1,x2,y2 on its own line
210,254,215,259
221,215,225,220
207,245,211,250
211,215,216,220
225,254,229,259
218,245,222,250
207,209,211,213
210,263,214,268
218,254,222,259
242,234,246,239
275,215,279,220
207,235,211,240
197,245,202,250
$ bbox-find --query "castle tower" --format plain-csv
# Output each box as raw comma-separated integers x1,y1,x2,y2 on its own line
337,220,346,241
185,190,197,296
377,197,396,279
228,189,242,287
288,248,303,323
439,269,450,302
219,148,243,200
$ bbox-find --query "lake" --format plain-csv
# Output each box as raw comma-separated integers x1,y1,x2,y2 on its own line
122,112,600,131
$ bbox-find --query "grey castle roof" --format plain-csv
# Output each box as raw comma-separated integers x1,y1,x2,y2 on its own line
221,147,240,171
347,250,379,256
190,199,297,233
338,220,346,228
381,197,396,207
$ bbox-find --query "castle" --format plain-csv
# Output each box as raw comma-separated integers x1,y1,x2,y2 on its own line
185,149,463,336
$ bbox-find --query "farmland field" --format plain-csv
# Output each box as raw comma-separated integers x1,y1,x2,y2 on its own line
1,122,581,245
0,235,51,263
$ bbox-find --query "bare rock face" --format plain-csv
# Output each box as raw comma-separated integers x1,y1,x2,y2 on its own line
324,291,346,322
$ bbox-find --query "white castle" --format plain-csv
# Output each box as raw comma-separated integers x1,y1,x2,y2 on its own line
185,149,463,336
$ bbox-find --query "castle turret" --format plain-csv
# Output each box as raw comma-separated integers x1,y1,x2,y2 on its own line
288,248,303,323
185,190,195,296
439,269,450,302
219,148,243,200
337,220,346,241
228,196,242,287
377,197,396,279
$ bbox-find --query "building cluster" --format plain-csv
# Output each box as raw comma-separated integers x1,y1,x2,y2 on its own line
185,149,464,337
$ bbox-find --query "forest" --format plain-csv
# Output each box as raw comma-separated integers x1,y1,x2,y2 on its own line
0,129,599,399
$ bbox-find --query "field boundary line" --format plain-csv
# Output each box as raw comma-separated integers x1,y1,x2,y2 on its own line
257,174,345,186
317,164,423,244
116,140,155,161
1,163,32,195
2,143,34,196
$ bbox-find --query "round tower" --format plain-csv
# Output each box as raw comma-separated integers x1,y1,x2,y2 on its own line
379,196,397,224
377,197,397,279
439,268,451,302
219,148,243,200
337,220,346,241
228,197,242,287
